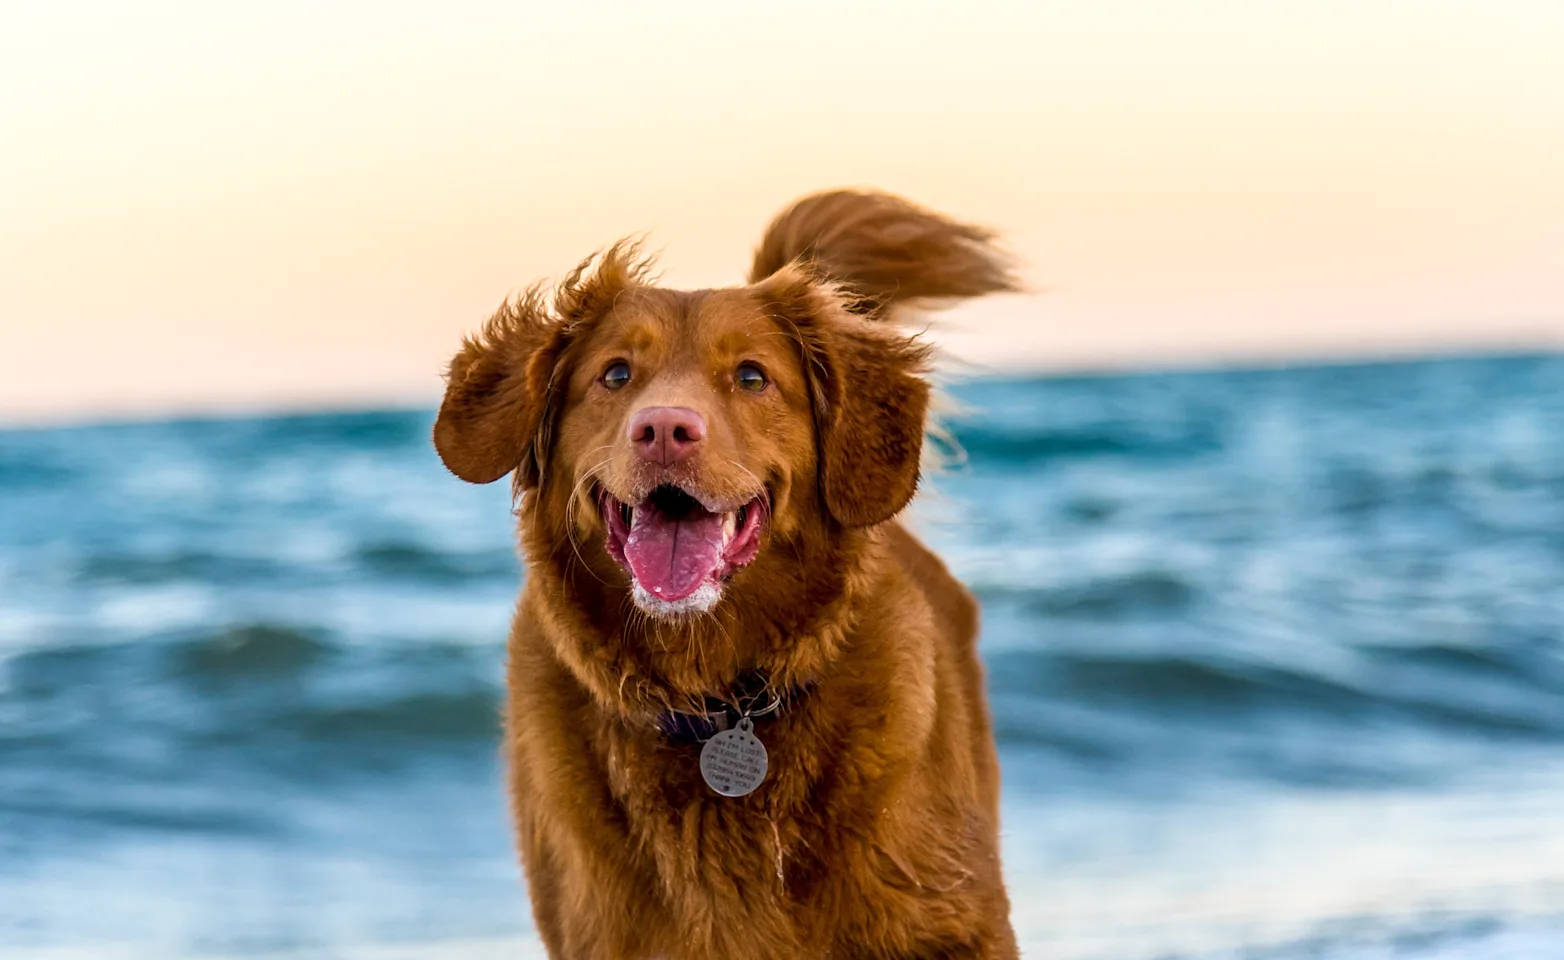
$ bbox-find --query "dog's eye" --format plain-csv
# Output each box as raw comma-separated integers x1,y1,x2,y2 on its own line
602,362,632,390
736,363,767,393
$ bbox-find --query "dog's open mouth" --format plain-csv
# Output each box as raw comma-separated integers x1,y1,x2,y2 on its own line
601,484,767,607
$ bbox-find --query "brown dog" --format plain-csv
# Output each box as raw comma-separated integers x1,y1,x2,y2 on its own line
433,190,1020,959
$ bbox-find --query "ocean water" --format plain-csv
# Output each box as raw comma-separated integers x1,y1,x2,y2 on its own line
3,353,1564,959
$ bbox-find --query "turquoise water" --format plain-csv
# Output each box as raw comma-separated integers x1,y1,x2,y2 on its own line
3,354,1563,958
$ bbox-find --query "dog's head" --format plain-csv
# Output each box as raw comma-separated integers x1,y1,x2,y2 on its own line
433,245,930,621
432,191,1011,702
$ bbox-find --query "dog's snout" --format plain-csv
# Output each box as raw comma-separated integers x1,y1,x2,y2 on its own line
628,406,706,465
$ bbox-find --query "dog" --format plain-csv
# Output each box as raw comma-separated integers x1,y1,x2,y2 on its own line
433,189,1020,959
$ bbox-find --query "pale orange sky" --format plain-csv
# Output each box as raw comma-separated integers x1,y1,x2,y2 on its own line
2,1,1562,423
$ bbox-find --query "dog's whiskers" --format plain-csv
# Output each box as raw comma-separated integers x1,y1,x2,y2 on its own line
719,457,767,502
562,449,616,585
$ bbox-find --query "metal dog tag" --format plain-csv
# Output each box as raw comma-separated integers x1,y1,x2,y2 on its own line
699,717,768,797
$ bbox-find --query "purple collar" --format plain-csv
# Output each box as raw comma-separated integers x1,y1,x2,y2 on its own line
655,672,802,744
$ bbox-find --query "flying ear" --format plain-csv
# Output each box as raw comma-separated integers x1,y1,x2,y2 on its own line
755,264,931,527
433,241,656,488
433,286,564,486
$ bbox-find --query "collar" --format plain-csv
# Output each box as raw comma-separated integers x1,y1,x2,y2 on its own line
655,671,804,744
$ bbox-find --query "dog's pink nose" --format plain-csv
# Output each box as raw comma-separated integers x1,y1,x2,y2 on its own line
628,406,706,465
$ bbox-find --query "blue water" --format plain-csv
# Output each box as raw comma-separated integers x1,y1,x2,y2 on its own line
3,354,1564,959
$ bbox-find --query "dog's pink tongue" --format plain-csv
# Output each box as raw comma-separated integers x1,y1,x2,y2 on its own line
623,504,725,601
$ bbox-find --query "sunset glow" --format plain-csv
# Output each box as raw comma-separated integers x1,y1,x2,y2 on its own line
3,0,1561,420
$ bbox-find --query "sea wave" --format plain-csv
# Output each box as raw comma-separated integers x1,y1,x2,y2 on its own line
950,420,1224,466
4,611,1560,809
0,624,504,786
4,354,1564,957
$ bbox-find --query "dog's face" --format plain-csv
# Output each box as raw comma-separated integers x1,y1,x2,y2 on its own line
433,250,931,623
554,285,817,617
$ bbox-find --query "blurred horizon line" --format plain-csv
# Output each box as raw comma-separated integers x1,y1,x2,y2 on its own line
7,337,1559,432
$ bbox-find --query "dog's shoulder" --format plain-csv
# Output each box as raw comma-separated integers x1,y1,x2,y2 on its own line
878,520,979,650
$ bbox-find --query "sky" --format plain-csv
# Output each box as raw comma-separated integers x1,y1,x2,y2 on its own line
2,0,1562,422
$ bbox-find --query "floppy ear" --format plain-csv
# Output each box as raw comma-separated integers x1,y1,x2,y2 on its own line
434,240,655,487
818,318,932,527
756,264,931,527
433,286,565,486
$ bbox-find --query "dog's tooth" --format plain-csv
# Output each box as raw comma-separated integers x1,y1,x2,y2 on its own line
722,511,737,543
